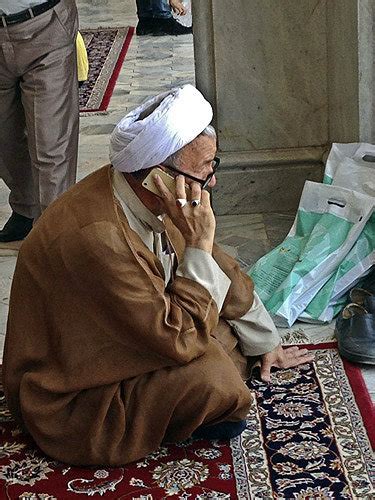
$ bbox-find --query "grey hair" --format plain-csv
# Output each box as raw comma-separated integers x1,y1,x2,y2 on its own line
200,124,217,139
163,125,217,168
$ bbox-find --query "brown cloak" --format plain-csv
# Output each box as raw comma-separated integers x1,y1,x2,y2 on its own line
3,166,255,466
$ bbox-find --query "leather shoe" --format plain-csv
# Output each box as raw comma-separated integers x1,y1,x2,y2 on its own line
335,299,375,365
154,17,192,36
136,18,155,36
349,287,374,306
192,419,247,440
137,17,192,36
0,212,33,243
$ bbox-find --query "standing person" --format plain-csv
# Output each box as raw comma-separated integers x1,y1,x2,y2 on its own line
0,0,79,243
136,0,192,36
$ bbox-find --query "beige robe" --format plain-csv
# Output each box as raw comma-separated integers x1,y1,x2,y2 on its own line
3,166,270,466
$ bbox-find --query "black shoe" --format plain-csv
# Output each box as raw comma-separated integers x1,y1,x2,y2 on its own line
192,420,247,440
136,18,155,36
153,17,193,36
0,212,33,243
335,301,375,365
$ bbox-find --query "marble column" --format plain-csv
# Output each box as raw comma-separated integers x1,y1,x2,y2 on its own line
192,0,375,214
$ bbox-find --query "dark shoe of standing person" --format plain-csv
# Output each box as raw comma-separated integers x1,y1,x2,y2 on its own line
0,212,33,243
136,18,155,36
335,300,375,365
137,17,192,36
153,17,193,36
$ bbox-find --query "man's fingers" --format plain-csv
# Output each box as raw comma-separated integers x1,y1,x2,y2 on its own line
190,182,201,205
200,189,211,207
260,346,315,383
294,348,309,356
288,353,315,367
284,346,301,354
284,351,315,368
284,347,310,358
154,174,174,201
175,174,187,200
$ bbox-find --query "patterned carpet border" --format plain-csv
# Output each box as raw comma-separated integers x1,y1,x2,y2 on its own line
232,347,375,499
0,347,373,499
79,27,134,113
307,342,375,451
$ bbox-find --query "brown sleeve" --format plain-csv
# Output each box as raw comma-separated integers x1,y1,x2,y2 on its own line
62,222,219,367
212,243,254,320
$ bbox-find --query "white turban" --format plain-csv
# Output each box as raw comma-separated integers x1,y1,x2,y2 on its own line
109,84,213,173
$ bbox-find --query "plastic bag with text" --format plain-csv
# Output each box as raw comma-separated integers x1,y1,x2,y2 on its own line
248,181,374,327
298,211,375,323
296,143,375,322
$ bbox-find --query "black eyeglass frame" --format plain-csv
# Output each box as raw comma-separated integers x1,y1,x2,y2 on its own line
162,156,220,190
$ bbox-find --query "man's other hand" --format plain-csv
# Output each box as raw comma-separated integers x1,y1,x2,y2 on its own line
260,344,315,383
169,0,187,15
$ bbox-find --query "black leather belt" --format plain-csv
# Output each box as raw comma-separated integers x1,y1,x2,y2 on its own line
1,0,61,27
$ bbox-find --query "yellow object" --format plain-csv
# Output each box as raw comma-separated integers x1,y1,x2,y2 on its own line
76,31,89,82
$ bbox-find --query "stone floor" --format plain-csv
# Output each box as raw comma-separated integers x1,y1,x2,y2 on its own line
0,0,374,402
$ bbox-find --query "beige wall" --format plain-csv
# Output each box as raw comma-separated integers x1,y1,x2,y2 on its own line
193,0,375,213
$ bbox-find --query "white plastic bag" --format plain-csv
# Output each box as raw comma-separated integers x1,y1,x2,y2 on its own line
324,142,375,197
299,211,375,323
297,142,375,323
249,181,374,327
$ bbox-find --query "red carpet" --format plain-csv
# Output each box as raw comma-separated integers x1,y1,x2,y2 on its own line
79,27,134,114
0,347,373,499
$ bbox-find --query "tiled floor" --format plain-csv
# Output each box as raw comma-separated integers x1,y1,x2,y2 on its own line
0,0,374,401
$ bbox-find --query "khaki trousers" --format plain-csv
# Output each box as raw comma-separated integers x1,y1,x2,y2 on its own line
0,0,79,219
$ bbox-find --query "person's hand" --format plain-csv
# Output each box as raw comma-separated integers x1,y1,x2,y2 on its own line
169,0,187,15
154,173,216,253
260,344,315,383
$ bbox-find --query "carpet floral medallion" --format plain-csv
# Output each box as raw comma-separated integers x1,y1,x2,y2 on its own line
0,348,373,499
79,27,134,113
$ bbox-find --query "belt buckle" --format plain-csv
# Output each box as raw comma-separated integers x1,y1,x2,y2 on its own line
1,16,6,27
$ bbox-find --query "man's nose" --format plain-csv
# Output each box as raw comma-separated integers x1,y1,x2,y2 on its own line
208,175,216,188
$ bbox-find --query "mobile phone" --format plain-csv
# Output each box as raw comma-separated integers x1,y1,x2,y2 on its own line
142,167,190,198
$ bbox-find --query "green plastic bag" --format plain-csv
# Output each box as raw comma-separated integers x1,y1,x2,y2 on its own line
297,143,375,322
299,211,375,322
249,181,374,327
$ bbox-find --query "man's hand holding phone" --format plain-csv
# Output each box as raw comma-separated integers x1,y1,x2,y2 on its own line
152,170,216,254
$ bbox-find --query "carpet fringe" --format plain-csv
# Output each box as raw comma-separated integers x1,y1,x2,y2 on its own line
279,322,336,345
80,26,133,31
80,111,109,117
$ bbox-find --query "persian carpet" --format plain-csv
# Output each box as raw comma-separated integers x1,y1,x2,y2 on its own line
0,347,373,499
79,27,134,114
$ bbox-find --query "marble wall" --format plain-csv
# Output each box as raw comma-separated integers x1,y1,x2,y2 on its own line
193,0,375,214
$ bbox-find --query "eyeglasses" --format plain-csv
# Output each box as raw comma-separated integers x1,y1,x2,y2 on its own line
163,156,220,190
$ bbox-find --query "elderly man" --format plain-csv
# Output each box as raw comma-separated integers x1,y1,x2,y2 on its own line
3,85,313,466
